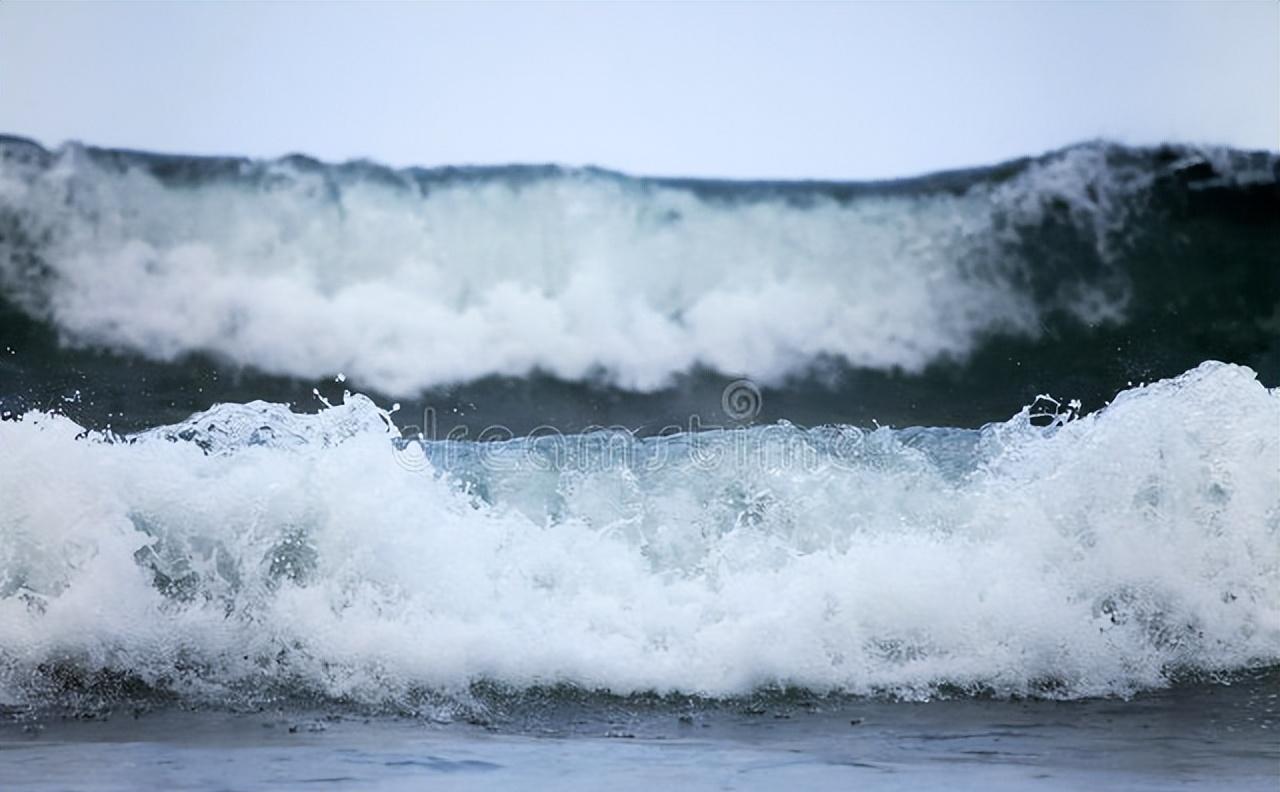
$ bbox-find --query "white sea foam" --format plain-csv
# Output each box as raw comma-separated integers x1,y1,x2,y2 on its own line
0,361,1275,705
0,142,1144,393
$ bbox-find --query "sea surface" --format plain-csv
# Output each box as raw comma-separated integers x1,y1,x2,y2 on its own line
0,135,1277,789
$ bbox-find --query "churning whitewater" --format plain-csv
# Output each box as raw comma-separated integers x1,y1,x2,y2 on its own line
1,361,1277,708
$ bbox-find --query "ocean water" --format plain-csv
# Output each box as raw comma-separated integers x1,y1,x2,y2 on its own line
2,672,1277,791
0,135,1277,788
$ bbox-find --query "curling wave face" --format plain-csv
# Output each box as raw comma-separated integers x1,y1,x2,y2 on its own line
2,136,1276,395
1,361,1276,707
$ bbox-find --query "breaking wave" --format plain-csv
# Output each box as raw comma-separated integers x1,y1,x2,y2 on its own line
1,136,1276,396
1,362,1276,708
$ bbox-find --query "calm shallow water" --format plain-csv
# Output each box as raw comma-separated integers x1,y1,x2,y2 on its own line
2,673,1276,791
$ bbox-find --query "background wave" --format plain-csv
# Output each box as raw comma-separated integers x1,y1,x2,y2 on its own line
1,135,1277,433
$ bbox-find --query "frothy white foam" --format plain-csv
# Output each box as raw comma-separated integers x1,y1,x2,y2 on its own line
0,362,1276,705
0,143,1144,393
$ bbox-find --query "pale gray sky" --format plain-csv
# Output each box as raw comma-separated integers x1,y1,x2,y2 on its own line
1,1,1276,179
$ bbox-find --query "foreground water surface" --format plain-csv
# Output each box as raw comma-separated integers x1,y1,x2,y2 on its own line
3,671,1277,791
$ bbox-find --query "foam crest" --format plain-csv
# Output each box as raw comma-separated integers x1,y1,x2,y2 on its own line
0,362,1276,706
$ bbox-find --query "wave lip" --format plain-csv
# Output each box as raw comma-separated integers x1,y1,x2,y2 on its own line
3,136,1276,394
0,361,1276,707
